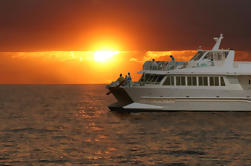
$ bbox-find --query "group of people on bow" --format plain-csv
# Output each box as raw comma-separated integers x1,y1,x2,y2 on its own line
116,72,132,87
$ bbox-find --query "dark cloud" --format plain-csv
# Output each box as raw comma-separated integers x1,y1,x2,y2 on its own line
0,0,251,51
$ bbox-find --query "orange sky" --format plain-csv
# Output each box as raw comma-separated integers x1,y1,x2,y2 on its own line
1,1,251,84
0,50,250,84
0,50,194,84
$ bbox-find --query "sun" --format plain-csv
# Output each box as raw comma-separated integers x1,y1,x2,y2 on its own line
93,50,119,62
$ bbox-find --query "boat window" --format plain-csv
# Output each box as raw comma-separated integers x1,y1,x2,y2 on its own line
156,75,165,83
204,52,213,61
187,76,197,86
144,74,151,82
215,77,219,86
199,77,203,86
203,51,229,61
220,77,225,86
144,74,165,84
181,76,186,86
142,74,151,83
187,77,192,86
192,77,197,86
203,77,208,86
151,75,158,82
171,76,174,85
210,77,215,86
163,76,174,86
176,76,186,86
146,75,154,82
213,52,223,61
199,76,209,86
164,77,171,85
210,76,220,86
190,51,205,61
145,75,151,82
176,76,181,86
217,53,222,60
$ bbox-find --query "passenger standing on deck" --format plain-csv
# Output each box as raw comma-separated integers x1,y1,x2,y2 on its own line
169,55,176,69
116,73,125,84
151,59,158,70
127,72,132,87
170,55,175,62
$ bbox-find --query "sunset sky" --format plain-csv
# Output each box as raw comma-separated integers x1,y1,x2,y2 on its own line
1,0,251,84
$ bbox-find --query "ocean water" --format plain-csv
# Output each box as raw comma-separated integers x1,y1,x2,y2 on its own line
0,85,251,165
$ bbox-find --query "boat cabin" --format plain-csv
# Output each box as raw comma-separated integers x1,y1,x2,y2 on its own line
135,34,251,90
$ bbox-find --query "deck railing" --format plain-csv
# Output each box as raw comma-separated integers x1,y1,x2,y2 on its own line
143,61,188,71
142,60,224,71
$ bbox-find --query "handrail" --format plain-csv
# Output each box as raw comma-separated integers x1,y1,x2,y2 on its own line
143,61,187,71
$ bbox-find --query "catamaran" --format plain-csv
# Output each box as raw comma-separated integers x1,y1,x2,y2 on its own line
106,34,251,111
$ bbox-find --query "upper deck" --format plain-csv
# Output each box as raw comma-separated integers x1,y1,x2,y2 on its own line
140,34,251,75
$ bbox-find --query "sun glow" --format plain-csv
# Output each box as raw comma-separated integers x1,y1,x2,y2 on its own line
93,50,119,62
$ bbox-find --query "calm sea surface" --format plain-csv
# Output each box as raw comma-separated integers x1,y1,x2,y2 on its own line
0,85,251,165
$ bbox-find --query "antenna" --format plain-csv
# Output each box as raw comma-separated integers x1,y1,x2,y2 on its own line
212,34,223,50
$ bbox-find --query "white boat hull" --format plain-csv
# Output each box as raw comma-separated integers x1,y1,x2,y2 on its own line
109,100,251,112
108,87,251,112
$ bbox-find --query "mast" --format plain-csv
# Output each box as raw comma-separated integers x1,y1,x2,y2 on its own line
212,34,223,50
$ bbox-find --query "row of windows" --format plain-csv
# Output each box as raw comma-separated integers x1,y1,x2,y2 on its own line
191,51,229,61
203,52,228,61
163,76,225,86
